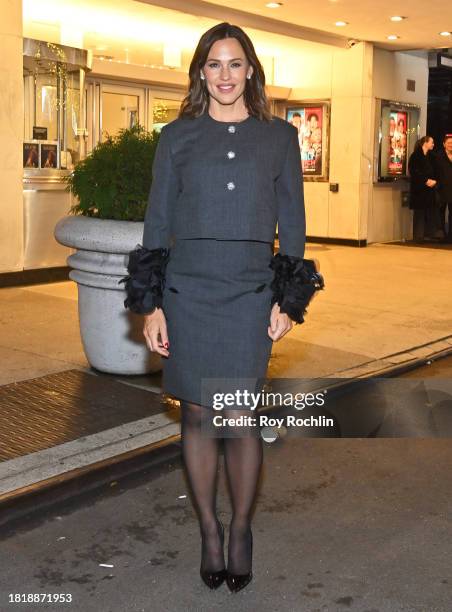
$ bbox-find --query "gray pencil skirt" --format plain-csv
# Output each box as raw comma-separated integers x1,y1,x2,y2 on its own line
160,238,275,408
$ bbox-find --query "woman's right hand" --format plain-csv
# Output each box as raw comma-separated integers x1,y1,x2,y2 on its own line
143,308,170,357
426,179,437,187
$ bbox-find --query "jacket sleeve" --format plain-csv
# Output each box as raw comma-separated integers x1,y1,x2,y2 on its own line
119,125,177,314
269,124,324,324
275,125,306,258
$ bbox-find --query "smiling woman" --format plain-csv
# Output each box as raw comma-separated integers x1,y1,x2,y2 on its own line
201,45,253,120
120,20,322,595
179,24,273,124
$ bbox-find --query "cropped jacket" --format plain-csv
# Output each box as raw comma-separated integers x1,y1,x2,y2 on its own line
120,110,324,323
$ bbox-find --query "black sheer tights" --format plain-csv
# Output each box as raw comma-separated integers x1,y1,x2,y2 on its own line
180,400,223,572
180,401,263,575
223,409,262,575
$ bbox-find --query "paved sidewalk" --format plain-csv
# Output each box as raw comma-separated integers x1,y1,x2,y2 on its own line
0,242,451,501
268,241,452,378
1,242,451,386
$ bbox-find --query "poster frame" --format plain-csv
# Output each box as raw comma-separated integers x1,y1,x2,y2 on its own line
374,98,421,183
279,100,331,182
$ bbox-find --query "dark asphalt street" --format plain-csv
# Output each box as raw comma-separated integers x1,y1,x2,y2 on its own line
0,356,451,612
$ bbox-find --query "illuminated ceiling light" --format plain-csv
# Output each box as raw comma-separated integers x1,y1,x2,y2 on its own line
335,21,348,27
439,31,452,36
390,16,406,22
265,2,283,7
387,35,399,40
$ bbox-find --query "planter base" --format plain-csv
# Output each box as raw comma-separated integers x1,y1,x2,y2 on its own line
55,216,162,375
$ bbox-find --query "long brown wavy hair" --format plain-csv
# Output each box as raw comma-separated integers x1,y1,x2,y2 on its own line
178,22,273,122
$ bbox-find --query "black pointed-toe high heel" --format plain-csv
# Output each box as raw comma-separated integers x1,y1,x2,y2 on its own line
226,528,253,593
200,519,227,589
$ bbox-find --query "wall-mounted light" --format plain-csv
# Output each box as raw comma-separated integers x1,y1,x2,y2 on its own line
387,35,399,40
335,21,348,27
390,16,406,22
60,22,83,48
163,44,182,69
265,2,283,7
439,31,452,37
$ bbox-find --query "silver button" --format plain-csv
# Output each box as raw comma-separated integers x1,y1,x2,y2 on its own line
227,151,235,159
228,125,236,133
227,181,235,190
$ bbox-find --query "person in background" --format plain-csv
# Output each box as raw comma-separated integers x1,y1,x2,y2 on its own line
433,134,452,243
408,136,437,242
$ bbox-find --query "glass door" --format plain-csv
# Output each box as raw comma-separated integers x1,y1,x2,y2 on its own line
85,79,146,152
149,88,183,133
100,83,145,139
85,79,185,151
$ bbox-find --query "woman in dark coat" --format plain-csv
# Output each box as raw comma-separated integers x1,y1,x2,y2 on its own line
120,22,323,593
408,136,437,241
432,134,452,242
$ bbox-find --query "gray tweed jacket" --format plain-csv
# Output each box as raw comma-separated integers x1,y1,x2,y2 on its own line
142,110,306,259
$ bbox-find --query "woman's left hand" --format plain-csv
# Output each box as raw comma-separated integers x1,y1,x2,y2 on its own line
268,302,293,341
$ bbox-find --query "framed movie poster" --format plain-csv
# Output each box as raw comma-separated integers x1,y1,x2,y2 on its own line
284,102,330,181
375,99,420,182
40,143,58,169
388,110,408,175
23,142,39,168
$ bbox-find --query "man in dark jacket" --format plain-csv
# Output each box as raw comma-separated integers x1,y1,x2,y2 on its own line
408,136,437,242
433,134,452,243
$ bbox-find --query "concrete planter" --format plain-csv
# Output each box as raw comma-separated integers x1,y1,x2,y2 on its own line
54,215,162,375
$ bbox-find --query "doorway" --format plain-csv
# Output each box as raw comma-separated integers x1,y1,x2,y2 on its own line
85,78,184,152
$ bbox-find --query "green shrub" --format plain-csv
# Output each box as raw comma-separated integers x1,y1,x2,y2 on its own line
64,124,160,221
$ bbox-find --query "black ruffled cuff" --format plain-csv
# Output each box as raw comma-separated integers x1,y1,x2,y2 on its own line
118,244,170,314
269,253,325,324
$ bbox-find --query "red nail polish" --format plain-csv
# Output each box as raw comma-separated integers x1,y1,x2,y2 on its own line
165,342,169,348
